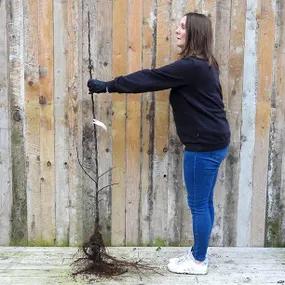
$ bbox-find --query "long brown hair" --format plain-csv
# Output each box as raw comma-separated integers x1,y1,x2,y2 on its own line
179,12,219,71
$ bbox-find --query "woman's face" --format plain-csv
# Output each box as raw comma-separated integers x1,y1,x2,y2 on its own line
176,16,187,49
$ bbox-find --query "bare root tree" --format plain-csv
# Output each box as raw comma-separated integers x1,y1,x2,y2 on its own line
71,11,160,279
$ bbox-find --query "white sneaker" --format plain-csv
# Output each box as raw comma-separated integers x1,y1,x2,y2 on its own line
168,252,208,265
167,253,208,275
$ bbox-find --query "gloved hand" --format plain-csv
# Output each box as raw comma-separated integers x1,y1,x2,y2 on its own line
87,79,107,93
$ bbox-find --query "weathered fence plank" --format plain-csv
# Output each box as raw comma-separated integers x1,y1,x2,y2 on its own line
111,0,128,246
38,0,55,243
266,0,285,247
81,0,97,242
53,0,70,246
213,0,231,246
237,0,258,246
66,0,83,246
224,0,246,246
251,0,275,246
94,0,113,245
24,0,41,244
139,0,156,245
125,0,143,246
167,0,188,245
150,0,172,246
0,0,12,246
204,0,217,47
7,0,27,245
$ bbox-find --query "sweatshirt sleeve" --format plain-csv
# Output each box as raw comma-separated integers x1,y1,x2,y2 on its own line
106,59,191,93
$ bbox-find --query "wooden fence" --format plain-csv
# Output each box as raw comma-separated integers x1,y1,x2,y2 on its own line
0,0,284,247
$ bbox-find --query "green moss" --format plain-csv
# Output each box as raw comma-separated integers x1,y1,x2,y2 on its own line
168,241,182,246
12,238,60,247
124,239,184,247
11,128,22,145
153,238,167,247
10,238,82,247
10,125,28,245
27,239,56,247
125,242,138,247
55,240,70,247
10,239,28,246
266,218,285,247
269,220,279,235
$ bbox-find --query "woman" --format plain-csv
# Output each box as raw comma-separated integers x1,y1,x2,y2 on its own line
87,12,231,275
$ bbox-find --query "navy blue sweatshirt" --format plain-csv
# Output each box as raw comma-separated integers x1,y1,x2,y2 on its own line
106,56,231,151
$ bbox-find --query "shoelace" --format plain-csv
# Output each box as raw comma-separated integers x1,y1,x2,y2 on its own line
177,254,191,263
180,254,208,265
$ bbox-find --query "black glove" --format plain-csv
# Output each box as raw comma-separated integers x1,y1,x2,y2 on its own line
87,79,107,93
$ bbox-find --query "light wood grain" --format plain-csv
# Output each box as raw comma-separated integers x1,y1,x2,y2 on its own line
125,0,143,245
111,0,128,246
7,0,27,245
38,0,55,243
237,0,258,246
66,0,83,246
223,0,246,247
81,1,97,242
94,0,113,245
167,0,188,245
24,0,41,244
53,0,70,246
0,0,12,245
266,0,285,247
150,0,172,245
139,0,156,245
209,0,231,247
251,0,275,246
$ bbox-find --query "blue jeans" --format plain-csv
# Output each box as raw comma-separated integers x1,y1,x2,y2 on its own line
183,145,229,261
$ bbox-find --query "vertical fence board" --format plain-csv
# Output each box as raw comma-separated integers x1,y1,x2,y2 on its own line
251,0,275,246
111,0,128,246
266,0,285,247
167,0,187,245
38,0,55,243
204,0,217,47
211,0,231,246
66,0,83,246
95,0,113,245
0,0,12,245
81,0,113,244
24,0,41,244
237,0,258,246
274,0,285,247
139,0,156,245
7,0,27,245
81,1,96,242
224,0,246,246
150,0,171,245
53,0,70,246
186,1,196,12
125,0,143,245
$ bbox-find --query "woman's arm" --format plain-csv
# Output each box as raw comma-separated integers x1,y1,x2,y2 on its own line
106,59,190,93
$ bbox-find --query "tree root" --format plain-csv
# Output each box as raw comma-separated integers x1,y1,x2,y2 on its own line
71,228,161,279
